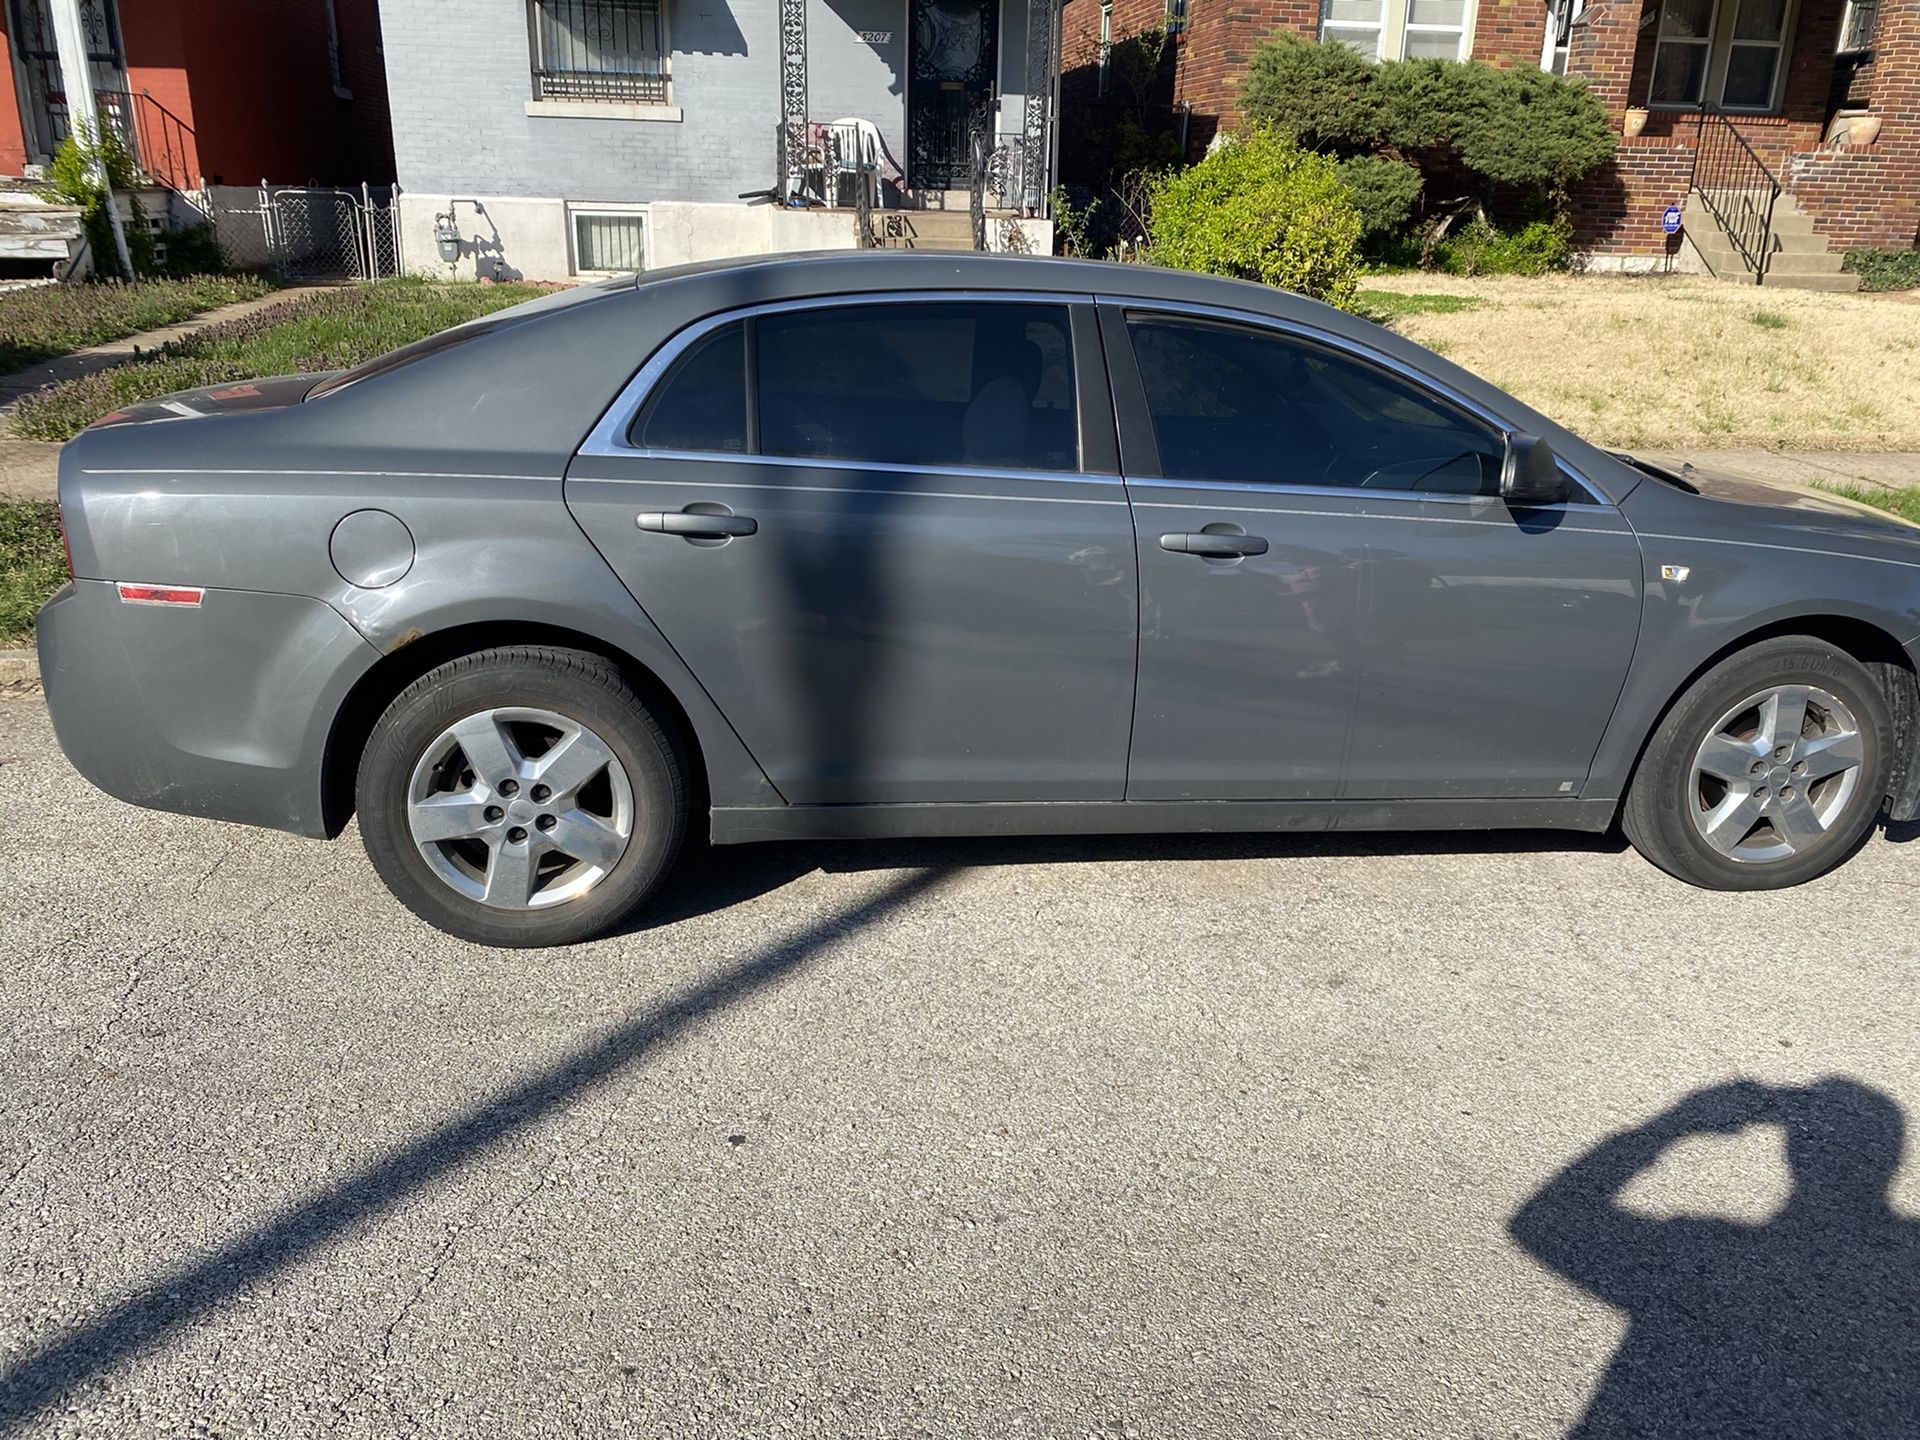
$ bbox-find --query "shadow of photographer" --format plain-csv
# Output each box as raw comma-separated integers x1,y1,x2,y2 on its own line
1512,1078,1919,1437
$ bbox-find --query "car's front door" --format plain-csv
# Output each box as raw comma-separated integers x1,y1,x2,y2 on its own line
1106,307,1643,802
566,296,1138,805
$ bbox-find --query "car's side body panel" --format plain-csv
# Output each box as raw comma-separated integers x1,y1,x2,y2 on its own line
35,253,1920,851
36,578,379,837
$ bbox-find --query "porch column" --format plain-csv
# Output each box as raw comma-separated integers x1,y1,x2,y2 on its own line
1020,0,1059,213
46,0,133,276
779,0,808,187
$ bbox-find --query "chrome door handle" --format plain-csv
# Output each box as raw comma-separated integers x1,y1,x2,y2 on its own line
635,510,758,538
1159,531,1268,558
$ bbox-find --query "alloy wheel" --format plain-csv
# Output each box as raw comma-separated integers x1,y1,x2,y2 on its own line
1687,684,1864,864
406,706,635,910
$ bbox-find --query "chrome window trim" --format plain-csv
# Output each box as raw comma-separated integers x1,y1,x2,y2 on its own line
579,289,1106,479
578,445,1123,488
1099,294,1612,509
565,472,1128,508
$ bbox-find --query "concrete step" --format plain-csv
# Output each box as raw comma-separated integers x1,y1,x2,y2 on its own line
1696,239,1848,275
870,210,978,250
1762,270,1863,292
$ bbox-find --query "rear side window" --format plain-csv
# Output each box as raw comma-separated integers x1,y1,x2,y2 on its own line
1127,315,1504,495
754,302,1077,471
630,322,749,453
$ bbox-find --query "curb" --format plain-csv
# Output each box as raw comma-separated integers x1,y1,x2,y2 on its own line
0,647,40,689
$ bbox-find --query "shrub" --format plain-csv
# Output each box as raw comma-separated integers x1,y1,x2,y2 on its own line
1436,217,1570,276
1238,36,1614,248
38,122,156,279
1144,129,1362,306
1843,248,1920,292
1338,154,1424,242
0,501,65,645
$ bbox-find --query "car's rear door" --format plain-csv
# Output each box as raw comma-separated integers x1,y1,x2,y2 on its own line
566,294,1138,804
1105,304,1643,802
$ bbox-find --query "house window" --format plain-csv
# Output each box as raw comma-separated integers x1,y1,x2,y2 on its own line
572,209,647,272
1320,0,1388,58
1543,0,1584,72
1836,0,1874,50
1165,0,1188,34
531,0,669,104
1319,0,1469,61
1648,0,1793,111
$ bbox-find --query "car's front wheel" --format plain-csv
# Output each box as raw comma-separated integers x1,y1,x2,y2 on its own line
1623,637,1892,890
357,646,685,946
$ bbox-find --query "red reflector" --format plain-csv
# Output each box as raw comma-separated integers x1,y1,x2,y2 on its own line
116,582,204,607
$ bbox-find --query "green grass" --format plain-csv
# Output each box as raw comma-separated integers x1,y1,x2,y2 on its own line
1748,309,1790,330
0,274,275,376
12,278,555,442
1354,288,1484,326
1813,481,1920,525
0,501,64,646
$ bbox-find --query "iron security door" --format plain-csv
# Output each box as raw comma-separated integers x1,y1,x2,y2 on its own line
908,0,997,188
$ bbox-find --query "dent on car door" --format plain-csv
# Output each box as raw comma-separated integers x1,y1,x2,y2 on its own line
564,297,1138,805
1108,306,1643,803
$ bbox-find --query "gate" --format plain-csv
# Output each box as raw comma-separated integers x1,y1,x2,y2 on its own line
204,185,401,282
264,186,402,282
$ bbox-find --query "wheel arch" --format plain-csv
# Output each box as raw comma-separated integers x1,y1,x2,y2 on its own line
1613,611,1920,825
320,620,717,838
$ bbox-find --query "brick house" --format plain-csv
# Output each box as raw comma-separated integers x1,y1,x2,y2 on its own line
0,0,393,188
1059,0,1917,285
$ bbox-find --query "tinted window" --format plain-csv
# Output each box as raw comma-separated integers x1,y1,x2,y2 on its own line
1128,316,1505,495
631,322,749,453
755,303,1077,471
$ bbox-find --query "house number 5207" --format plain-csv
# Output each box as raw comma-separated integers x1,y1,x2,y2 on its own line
857,30,893,42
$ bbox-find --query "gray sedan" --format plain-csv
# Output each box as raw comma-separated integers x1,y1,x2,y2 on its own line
35,254,1920,945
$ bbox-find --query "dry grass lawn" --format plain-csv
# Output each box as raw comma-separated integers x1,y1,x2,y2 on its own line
1365,272,1920,452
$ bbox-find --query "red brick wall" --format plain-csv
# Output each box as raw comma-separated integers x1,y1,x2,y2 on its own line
1787,0,1920,249
0,8,27,175
1469,0,1550,67
1572,136,1695,250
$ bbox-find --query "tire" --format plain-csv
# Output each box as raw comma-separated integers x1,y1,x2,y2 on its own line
1623,636,1892,890
356,646,685,946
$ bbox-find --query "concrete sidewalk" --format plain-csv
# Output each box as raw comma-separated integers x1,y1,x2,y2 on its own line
0,285,331,501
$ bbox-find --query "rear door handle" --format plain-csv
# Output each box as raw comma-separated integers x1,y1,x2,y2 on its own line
635,510,758,538
1159,531,1268,558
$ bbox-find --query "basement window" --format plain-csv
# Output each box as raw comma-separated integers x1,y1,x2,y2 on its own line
571,208,647,274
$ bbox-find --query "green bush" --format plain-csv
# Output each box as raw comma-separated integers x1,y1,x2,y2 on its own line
1143,129,1363,306
1843,248,1920,292
1437,217,1570,276
1338,154,1424,242
1238,36,1613,253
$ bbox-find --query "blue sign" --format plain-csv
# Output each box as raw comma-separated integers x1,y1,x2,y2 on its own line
1662,204,1684,235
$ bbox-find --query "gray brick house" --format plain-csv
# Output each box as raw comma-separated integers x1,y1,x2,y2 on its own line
379,0,1061,278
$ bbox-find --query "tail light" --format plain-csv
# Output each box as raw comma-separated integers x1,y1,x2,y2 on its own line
115,582,204,607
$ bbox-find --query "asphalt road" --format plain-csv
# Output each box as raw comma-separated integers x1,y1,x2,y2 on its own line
2,686,1916,1438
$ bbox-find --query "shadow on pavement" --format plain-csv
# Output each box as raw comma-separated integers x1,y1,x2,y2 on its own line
1512,1078,1918,1437
0,865,955,1434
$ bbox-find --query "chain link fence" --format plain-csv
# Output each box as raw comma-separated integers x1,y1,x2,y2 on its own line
198,185,402,282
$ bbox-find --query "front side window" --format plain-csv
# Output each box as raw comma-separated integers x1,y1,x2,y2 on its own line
754,303,1078,471
530,0,669,104
1127,316,1505,496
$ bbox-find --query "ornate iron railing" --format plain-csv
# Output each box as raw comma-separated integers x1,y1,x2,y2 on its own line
969,125,989,250
1689,106,1781,285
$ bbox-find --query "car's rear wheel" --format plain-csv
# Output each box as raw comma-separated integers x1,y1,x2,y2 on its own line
357,646,684,946
1623,637,1891,890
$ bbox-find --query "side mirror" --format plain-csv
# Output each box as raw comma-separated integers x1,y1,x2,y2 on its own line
1500,432,1565,506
